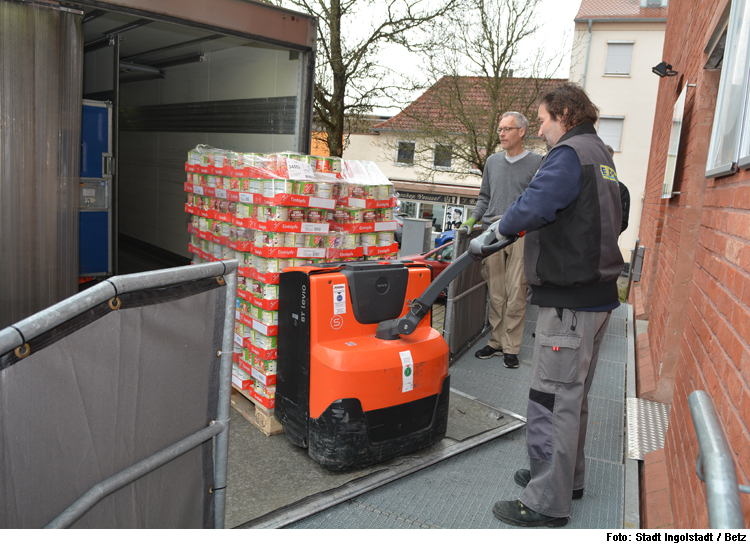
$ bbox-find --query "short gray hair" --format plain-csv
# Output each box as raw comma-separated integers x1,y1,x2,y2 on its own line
501,111,529,136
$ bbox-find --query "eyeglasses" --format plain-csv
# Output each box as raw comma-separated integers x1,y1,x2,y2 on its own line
498,127,520,133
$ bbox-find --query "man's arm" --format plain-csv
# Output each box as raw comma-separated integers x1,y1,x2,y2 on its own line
470,162,492,222
497,146,582,237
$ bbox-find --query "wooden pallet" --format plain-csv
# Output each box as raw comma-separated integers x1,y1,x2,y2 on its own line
230,387,284,436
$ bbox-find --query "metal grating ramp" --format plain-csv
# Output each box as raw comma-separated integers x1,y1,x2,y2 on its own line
627,398,671,460
284,301,630,529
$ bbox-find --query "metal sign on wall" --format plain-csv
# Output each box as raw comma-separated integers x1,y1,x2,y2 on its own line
396,191,477,207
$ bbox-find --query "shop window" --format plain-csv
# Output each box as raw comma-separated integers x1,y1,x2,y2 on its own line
707,0,750,177
433,144,452,170
597,117,624,152
396,141,415,166
604,42,634,76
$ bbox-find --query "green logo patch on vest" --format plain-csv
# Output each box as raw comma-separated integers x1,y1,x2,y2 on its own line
600,165,618,182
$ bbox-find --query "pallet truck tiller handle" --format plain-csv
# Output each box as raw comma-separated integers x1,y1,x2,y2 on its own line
375,226,523,340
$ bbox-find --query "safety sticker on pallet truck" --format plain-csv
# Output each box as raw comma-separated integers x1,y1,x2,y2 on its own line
399,350,414,393
333,284,346,315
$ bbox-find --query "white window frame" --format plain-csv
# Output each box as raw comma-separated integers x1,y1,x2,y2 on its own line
604,41,634,77
707,0,750,177
597,116,625,152
395,140,416,166
432,143,453,170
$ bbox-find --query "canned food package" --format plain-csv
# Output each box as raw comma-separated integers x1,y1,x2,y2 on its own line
264,206,289,222
303,234,324,248
261,310,278,327
237,227,253,242
251,304,262,321
211,220,222,237
238,276,247,290
262,180,275,197
306,208,328,223
323,233,338,249
315,157,331,173
341,232,357,249
296,181,316,196
250,280,264,297
266,258,282,273
284,232,305,248
332,183,349,199
253,230,264,247
378,232,395,244
190,234,199,247
263,284,279,300
249,179,262,194
315,183,333,199
334,208,363,223
221,222,231,238
291,258,313,267
328,157,342,173
255,332,278,350
299,155,317,167
362,210,378,223
266,232,287,247
255,256,268,275
288,207,306,222
254,357,277,375
275,179,295,195
360,233,378,246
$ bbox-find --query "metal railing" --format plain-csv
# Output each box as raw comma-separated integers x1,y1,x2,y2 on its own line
688,390,749,528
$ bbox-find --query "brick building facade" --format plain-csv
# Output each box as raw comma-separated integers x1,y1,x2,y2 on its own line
634,0,750,528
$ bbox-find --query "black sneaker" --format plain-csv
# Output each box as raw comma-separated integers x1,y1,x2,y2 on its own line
503,353,519,368
514,469,584,500
475,345,503,359
492,499,568,528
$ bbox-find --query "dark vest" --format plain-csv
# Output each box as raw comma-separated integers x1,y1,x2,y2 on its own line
525,123,624,308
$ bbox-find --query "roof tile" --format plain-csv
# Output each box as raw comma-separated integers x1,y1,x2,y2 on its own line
575,0,668,20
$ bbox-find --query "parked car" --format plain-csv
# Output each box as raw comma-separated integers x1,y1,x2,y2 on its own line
400,241,454,296
394,212,409,247
434,229,454,248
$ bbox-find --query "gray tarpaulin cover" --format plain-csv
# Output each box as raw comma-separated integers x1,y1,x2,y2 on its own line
0,278,226,528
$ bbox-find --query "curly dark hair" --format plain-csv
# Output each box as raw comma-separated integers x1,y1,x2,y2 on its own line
538,83,599,130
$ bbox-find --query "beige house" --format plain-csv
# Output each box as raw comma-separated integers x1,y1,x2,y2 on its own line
570,0,669,261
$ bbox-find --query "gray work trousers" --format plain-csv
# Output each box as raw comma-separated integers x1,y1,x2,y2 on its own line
519,306,612,518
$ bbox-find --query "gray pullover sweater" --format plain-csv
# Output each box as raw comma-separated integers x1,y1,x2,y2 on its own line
471,150,543,228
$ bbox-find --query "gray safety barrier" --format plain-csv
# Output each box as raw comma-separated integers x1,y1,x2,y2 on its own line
442,226,490,362
0,261,237,528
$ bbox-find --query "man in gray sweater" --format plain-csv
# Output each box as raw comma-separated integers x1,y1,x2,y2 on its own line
462,112,542,368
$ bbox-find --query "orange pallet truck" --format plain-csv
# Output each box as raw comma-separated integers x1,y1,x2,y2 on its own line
275,227,520,470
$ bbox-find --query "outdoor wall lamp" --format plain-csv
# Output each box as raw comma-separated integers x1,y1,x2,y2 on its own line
652,61,678,78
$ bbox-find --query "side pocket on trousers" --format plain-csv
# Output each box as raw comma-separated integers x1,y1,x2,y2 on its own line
527,388,555,462
537,331,582,384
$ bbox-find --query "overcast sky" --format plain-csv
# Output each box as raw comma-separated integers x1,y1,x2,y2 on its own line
375,0,583,115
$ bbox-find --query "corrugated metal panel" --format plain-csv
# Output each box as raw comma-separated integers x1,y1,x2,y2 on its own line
119,97,297,134
0,1,82,328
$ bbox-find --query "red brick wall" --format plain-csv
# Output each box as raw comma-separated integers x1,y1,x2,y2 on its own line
637,0,750,527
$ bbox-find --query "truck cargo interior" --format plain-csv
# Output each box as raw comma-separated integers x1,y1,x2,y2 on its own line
78,6,308,277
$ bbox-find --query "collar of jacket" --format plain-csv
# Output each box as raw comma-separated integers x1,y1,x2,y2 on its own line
556,122,597,144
